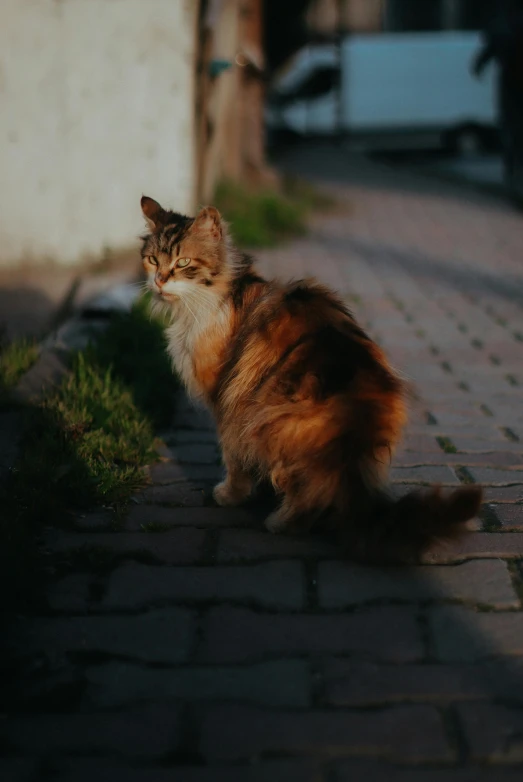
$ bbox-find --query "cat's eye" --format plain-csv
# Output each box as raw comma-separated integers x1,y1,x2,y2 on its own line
147,256,158,266
177,258,191,268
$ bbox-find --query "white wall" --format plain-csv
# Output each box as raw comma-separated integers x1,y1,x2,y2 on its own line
0,0,198,266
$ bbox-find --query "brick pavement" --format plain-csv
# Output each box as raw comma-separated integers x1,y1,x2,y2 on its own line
2,152,523,780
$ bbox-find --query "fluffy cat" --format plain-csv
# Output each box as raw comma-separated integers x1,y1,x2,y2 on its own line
140,195,482,562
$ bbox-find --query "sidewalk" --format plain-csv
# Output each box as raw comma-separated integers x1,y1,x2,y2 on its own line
2,150,523,780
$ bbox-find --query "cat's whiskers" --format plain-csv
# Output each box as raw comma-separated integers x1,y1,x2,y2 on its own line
183,290,220,321
179,295,203,330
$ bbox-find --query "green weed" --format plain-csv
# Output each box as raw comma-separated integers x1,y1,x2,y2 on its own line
0,336,39,405
215,176,334,248
0,295,177,612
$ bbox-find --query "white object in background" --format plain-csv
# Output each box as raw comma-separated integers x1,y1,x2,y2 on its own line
269,32,497,136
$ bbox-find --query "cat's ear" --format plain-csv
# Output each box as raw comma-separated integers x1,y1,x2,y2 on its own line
192,206,222,242
141,196,167,231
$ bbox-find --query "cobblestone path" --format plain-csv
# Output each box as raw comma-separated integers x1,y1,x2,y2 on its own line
3,153,523,781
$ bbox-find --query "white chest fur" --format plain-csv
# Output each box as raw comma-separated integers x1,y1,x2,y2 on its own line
165,291,231,400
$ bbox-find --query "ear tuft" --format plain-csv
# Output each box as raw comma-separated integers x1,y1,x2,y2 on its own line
193,206,222,242
141,196,166,230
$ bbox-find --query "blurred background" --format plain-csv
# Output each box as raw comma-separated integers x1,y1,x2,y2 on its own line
3,5,523,763
265,0,520,192
0,0,521,329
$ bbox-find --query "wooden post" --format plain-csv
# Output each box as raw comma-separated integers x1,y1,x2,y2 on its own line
238,0,279,188
197,0,275,203
195,1,213,206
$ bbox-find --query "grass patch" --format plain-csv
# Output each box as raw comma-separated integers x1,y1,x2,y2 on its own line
0,335,39,405
500,426,520,443
0,295,176,612
214,175,334,248
282,174,336,212
454,466,475,485
436,436,458,454
15,352,156,516
91,295,175,429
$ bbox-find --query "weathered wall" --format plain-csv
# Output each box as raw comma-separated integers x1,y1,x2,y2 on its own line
0,0,198,267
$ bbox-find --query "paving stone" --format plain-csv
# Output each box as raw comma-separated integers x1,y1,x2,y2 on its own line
7,664,82,711
423,532,523,564
333,760,523,781
172,404,215,430
390,465,459,484
400,433,447,452
51,759,320,782
201,606,423,663
457,702,523,763
0,411,22,483
217,528,337,561
147,460,224,485
139,482,206,506
467,468,523,485
45,573,95,612
322,660,523,705
167,444,220,464
103,561,305,610
483,485,523,502
148,461,191,483
7,608,195,664
84,660,309,708
395,451,523,467
451,436,523,453
410,425,503,440
167,429,218,445
0,759,36,782
200,704,453,762
73,511,114,531
181,464,226,481
124,504,260,530
492,505,523,530
318,560,517,609
394,451,449,467
390,483,426,499
428,410,490,428
429,605,523,661
42,528,206,565
0,704,180,758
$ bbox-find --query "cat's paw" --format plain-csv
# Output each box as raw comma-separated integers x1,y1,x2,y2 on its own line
264,510,289,534
213,481,246,507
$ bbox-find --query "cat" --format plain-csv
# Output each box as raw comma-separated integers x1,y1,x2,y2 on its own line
140,195,482,563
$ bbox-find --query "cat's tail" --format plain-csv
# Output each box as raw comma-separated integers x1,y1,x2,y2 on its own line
345,476,483,564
